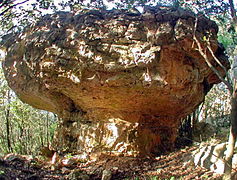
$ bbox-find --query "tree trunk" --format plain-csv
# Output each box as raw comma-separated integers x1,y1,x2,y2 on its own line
224,89,237,179
5,90,12,153
46,112,49,147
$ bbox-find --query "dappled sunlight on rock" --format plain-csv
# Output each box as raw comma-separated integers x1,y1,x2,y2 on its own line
2,7,229,156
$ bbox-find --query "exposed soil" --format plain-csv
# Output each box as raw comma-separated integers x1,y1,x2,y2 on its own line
0,155,63,179
0,144,227,180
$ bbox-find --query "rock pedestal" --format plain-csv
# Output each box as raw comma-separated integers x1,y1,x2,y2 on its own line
1,7,229,156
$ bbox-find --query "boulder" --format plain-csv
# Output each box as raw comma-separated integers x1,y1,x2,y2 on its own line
1,7,229,156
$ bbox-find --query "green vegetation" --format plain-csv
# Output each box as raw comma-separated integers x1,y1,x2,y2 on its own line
0,65,57,155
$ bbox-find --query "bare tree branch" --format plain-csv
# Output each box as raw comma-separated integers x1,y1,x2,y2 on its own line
229,0,236,20
194,35,233,92
229,0,237,33
206,44,232,85
0,0,29,16
0,0,12,9
193,17,233,93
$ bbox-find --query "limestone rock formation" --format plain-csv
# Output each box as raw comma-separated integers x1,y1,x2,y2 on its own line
1,7,229,156
192,141,237,174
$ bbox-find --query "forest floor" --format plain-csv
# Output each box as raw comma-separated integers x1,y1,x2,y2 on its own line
0,143,228,180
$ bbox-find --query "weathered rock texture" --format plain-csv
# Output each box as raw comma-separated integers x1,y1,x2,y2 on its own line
1,7,229,156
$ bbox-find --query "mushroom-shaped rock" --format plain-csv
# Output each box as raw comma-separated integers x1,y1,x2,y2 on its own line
1,7,229,156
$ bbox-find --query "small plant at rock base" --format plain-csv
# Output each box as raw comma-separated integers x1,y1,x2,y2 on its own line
169,177,175,180
150,176,158,180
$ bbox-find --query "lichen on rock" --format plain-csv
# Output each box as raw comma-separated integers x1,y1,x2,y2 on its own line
1,7,229,156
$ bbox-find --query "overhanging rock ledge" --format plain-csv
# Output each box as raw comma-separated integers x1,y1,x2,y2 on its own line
1,7,229,156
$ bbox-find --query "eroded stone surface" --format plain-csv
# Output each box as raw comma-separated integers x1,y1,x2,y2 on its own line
1,7,229,155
